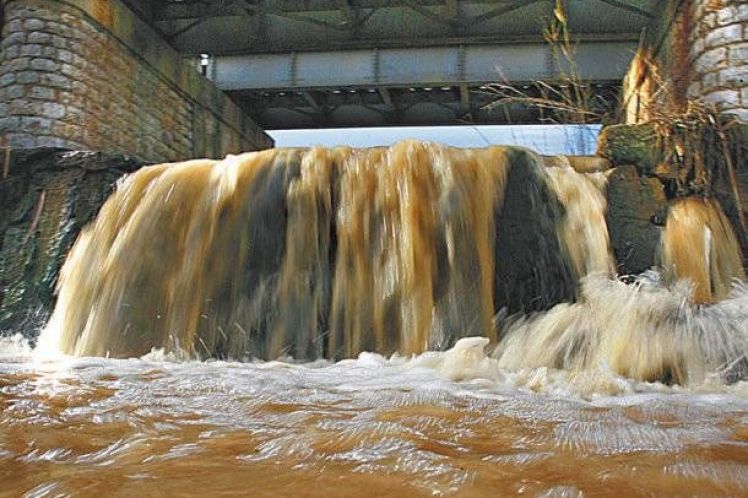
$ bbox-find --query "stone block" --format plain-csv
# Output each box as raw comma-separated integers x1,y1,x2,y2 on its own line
5,57,30,71
0,116,21,132
731,43,748,64
28,86,54,100
724,108,748,122
42,73,70,90
6,85,24,99
22,19,44,31
49,34,68,49
703,89,740,108
41,102,66,119
21,116,52,132
2,45,20,60
0,73,16,87
705,24,743,48
45,21,72,37
5,20,23,34
19,44,43,57
16,71,39,84
30,58,59,72
703,70,720,90
1,32,26,48
739,4,748,22
60,64,78,78
6,133,36,148
9,99,33,115
27,31,51,44
720,66,748,86
692,37,705,57
716,6,738,26
695,48,728,73
57,50,74,64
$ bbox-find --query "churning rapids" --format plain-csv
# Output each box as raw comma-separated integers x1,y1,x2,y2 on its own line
2,141,748,496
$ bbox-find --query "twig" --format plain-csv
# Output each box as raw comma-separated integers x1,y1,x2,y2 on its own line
2,147,10,179
22,190,46,246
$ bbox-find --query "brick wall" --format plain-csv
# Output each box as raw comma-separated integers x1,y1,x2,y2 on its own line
623,0,748,123
0,0,273,161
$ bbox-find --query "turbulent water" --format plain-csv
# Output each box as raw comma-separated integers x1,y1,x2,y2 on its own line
3,141,748,495
2,335,747,497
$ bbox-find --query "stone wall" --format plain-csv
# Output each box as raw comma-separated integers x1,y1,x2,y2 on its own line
0,0,273,162
623,0,748,123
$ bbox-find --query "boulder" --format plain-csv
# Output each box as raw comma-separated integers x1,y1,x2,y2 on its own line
597,124,660,177
606,165,667,276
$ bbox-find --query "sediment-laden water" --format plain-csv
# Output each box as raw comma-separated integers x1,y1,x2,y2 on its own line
2,334,747,497
3,141,748,495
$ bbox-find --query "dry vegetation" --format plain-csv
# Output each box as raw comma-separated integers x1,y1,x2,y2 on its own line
483,0,745,227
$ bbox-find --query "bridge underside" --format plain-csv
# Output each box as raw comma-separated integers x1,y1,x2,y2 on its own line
124,0,658,129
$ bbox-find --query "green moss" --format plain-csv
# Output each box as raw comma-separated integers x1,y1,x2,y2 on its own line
597,124,660,176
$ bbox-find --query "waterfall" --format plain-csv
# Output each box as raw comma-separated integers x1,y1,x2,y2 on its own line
36,141,747,384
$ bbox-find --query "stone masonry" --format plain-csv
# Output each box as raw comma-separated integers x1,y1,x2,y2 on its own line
688,0,748,121
623,0,748,123
0,0,273,162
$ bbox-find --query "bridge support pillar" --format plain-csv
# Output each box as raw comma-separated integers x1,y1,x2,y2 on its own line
0,0,272,161
624,0,747,123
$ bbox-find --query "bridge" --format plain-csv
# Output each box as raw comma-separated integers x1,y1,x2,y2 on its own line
121,0,658,129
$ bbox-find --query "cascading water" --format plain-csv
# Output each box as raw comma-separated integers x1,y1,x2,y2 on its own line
5,141,748,497
35,141,747,386
38,143,511,359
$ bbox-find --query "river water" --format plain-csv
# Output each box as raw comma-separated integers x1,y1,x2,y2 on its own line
2,335,747,497
3,143,748,495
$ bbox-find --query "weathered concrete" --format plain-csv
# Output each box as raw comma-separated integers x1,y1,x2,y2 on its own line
0,0,273,161
0,148,145,336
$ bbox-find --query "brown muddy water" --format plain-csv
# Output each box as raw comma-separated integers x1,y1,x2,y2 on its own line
3,143,748,496
2,335,747,498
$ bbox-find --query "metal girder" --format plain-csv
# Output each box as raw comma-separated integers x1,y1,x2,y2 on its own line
231,81,621,129
150,0,522,20
211,41,637,91
593,0,653,18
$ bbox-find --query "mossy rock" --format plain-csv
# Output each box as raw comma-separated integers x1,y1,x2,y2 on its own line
597,124,660,177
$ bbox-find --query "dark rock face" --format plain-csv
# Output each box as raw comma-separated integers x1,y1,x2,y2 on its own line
494,149,576,313
606,165,667,276
0,148,145,337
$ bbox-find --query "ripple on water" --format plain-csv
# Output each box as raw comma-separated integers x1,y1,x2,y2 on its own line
0,338,747,497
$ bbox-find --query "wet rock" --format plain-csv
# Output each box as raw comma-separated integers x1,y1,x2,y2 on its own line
719,355,748,385
0,147,146,337
597,124,660,177
495,148,576,313
606,165,668,276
